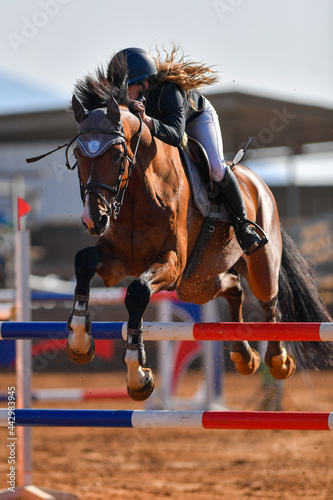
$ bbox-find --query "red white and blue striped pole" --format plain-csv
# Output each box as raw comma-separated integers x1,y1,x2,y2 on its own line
0,321,332,341
0,409,332,430
0,388,128,402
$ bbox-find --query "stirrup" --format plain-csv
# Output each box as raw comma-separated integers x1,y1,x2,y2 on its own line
235,218,269,256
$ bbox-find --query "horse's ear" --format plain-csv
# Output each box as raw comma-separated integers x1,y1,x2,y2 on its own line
72,95,88,123
107,95,122,129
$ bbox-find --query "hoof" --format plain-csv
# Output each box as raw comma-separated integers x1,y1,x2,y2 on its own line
268,348,296,380
230,348,261,375
66,335,95,365
127,368,155,402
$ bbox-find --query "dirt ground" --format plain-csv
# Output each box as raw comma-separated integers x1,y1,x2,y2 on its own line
1,368,333,500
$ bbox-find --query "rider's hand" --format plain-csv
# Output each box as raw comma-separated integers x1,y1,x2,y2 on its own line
130,100,154,131
130,100,146,120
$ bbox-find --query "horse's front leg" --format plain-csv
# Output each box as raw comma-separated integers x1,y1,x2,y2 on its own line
66,245,102,364
123,252,180,401
122,277,155,401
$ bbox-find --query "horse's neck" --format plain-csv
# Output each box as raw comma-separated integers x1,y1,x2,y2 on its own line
138,140,183,190
123,113,195,218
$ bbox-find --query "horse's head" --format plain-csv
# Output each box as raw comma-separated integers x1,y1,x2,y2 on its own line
72,94,135,236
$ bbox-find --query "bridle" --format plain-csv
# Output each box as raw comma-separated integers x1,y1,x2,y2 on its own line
65,119,143,220
25,112,143,220
25,95,143,220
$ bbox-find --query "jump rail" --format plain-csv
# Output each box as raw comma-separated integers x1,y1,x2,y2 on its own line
0,409,332,430
0,321,332,341
0,388,129,402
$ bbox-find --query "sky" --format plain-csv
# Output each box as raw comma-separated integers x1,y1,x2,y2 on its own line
0,0,333,114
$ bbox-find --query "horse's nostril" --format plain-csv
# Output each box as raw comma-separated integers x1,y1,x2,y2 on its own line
81,220,89,231
97,214,108,231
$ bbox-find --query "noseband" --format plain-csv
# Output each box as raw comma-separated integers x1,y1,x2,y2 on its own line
80,150,127,220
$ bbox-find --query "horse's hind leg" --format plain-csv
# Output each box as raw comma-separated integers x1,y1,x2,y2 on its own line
66,246,102,364
178,271,261,375
261,299,296,379
223,272,261,376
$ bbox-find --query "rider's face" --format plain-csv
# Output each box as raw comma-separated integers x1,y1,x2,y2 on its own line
128,83,144,100
128,81,149,101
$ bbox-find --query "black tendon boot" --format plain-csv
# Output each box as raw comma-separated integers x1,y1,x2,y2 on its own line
217,166,265,255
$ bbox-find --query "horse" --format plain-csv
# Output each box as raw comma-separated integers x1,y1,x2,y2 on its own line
65,60,333,401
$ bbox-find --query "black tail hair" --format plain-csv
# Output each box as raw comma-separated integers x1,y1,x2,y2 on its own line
278,227,333,368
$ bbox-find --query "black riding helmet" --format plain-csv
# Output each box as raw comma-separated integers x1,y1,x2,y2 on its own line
114,47,157,86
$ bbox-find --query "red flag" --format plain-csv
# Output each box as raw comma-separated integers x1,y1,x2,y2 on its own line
17,197,31,230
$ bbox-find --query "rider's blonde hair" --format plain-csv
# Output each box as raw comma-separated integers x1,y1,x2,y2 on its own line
151,44,219,93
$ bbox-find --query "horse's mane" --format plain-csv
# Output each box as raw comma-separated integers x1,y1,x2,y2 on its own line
74,54,130,110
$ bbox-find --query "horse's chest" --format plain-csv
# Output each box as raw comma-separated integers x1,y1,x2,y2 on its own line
111,194,178,272
133,223,164,258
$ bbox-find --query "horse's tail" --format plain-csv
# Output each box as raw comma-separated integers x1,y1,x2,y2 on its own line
278,227,333,369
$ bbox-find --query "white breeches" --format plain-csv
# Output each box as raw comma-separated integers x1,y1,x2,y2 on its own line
186,97,227,182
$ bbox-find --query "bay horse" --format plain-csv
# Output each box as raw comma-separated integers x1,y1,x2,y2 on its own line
65,61,333,401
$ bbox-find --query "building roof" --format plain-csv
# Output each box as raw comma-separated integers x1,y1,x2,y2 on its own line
0,91,332,154
207,91,333,154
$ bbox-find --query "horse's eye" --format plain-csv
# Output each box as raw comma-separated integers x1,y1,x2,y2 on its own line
113,150,123,164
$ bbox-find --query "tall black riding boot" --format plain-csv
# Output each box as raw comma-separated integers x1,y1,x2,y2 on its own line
216,165,262,255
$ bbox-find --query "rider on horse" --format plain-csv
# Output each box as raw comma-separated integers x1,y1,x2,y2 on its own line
112,46,262,255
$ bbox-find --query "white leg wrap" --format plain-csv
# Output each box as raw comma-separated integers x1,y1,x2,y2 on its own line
67,301,91,352
124,350,148,391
